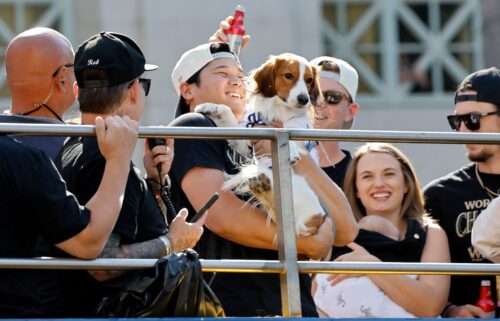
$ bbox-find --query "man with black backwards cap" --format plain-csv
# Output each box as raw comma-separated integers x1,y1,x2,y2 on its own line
53,32,205,317
424,67,500,318
168,42,357,317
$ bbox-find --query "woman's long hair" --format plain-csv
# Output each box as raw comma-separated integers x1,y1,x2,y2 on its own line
343,143,431,225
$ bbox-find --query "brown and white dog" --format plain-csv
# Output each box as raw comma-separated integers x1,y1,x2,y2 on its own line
195,53,325,236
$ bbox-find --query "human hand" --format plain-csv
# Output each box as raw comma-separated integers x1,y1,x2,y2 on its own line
443,304,489,318
297,216,334,259
251,121,284,157
327,243,379,285
208,16,251,51
96,115,138,163
167,208,205,252
143,138,174,184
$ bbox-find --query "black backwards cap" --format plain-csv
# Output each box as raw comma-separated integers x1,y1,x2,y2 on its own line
455,67,500,106
75,31,158,88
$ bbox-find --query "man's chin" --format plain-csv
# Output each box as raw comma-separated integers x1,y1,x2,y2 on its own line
467,151,489,163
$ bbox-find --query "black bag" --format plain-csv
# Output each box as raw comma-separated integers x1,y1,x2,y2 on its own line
96,249,225,317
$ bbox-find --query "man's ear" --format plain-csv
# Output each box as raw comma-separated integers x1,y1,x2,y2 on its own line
73,82,79,99
180,82,193,102
346,102,359,122
128,79,139,103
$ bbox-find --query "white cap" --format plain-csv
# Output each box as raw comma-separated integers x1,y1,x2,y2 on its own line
171,43,238,96
310,56,359,102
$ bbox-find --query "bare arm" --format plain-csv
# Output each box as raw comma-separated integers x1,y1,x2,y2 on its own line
89,208,205,281
292,154,358,246
55,116,138,259
181,166,333,259
366,224,450,317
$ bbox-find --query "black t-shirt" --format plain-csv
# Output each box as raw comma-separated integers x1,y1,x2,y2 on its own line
423,163,499,307
320,149,352,189
0,136,89,317
170,113,318,317
54,136,167,316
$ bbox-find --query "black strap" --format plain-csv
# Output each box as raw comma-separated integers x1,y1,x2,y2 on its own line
21,103,64,123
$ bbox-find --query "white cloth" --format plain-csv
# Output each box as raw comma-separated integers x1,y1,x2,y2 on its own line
314,273,417,318
472,196,500,263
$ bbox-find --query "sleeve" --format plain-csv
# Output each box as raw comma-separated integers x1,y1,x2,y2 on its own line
170,114,228,184
27,150,90,244
471,197,500,263
422,182,443,222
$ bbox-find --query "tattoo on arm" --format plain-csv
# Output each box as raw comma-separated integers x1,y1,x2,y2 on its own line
88,233,166,281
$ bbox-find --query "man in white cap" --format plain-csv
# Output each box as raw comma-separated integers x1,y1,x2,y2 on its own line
309,56,360,188
169,42,357,316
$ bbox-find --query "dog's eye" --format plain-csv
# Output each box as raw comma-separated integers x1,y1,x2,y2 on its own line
284,73,294,80
306,77,314,85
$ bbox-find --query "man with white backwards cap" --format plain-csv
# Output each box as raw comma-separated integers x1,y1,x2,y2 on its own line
310,56,359,188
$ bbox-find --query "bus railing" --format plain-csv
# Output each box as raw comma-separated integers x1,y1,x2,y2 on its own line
2,123,500,317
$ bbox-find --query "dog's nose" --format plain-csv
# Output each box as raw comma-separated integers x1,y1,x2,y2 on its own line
297,93,310,106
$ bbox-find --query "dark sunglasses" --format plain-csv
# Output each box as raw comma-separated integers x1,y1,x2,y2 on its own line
51,63,74,78
128,78,151,96
321,90,352,105
447,110,500,131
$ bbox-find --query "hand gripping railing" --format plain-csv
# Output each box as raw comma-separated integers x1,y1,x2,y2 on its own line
2,123,500,317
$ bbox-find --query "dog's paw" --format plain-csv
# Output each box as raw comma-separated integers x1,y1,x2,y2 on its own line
249,172,272,194
195,103,239,126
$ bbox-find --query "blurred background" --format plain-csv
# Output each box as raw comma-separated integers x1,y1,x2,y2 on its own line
0,0,498,184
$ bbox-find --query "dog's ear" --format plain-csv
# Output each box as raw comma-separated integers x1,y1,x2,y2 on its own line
309,65,320,106
252,55,277,97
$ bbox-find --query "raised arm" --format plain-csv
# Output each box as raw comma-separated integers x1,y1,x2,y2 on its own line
292,153,359,246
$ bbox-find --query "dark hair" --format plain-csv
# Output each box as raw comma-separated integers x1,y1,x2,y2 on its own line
343,143,432,226
78,69,129,114
176,42,234,117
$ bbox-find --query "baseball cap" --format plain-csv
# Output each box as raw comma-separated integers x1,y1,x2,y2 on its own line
455,67,500,106
171,43,238,117
310,56,359,102
310,56,359,129
75,31,158,88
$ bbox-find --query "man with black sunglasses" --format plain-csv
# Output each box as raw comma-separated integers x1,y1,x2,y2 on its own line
424,67,500,318
0,27,76,160
47,32,205,317
309,56,360,188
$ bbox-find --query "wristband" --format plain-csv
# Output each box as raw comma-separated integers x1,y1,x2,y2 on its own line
159,235,172,256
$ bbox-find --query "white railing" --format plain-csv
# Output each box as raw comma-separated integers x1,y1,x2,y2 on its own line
2,123,500,317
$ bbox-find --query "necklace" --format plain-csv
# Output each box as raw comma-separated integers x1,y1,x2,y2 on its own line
317,141,336,168
21,103,64,123
475,163,499,198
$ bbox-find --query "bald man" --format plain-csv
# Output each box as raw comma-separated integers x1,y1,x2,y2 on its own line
0,27,76,159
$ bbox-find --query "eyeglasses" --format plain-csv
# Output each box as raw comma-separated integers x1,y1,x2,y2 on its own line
51,63,74,78
128,78,151,96
447,110,500,131
321,90,352,105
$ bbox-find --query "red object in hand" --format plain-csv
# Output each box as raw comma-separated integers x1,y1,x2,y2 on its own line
475,280,496,318
226,5,245,57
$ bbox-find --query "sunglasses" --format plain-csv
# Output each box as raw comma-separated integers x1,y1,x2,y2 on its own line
128,78,151,96
447,110,500,131
321,90,352,105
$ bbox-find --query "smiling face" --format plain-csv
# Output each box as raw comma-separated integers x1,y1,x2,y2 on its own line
187,57,246,119
355,152,408,220
313,77,356,130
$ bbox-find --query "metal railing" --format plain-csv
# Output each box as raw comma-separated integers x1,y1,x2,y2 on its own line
2,123,500,317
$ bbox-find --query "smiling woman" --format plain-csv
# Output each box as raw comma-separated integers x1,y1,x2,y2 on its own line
313,142,451,318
